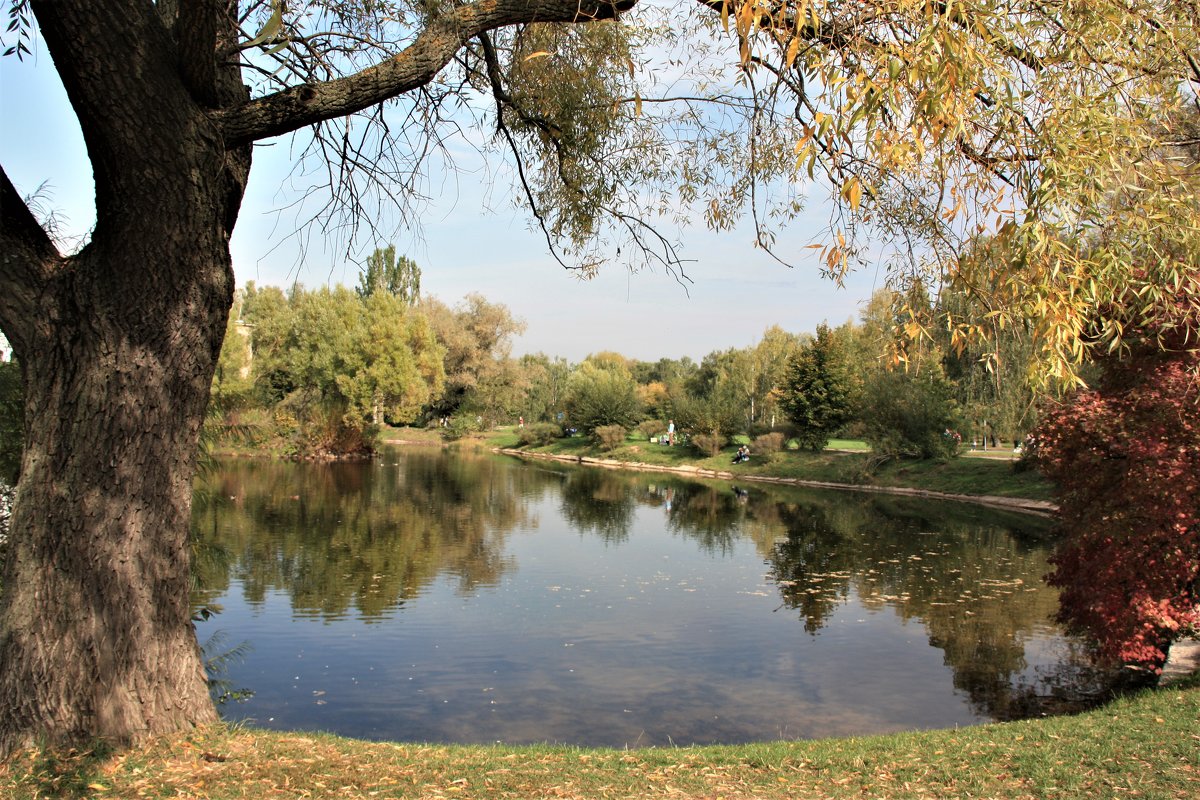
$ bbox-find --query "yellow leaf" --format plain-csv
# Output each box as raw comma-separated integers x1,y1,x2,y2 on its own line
844,177,863,211
785,36,801,69
634,91,643,117
523,51,553,62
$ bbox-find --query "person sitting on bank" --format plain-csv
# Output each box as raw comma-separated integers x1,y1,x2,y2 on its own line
733,445,750,464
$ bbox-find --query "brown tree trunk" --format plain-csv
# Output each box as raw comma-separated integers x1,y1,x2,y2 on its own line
1,0,630,755
0,1,251,754
0,201,249,752
0,315,220,750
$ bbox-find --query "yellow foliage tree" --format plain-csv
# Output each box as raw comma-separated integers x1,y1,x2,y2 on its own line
713,0,1198,386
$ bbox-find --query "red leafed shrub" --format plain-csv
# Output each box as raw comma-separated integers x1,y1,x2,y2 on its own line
1034,350,1200,673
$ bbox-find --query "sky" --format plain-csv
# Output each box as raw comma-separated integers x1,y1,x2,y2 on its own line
0,29,883,364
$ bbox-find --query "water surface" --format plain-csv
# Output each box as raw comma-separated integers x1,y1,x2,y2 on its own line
192,448,1103,747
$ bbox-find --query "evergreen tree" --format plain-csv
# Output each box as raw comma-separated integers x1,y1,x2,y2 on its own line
781,324,856,451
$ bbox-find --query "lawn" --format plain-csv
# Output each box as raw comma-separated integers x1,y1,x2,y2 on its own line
483,428,1053,503
4,678,1196,799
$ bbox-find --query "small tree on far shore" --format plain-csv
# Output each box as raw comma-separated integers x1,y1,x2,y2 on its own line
564,361,642,434
860,358,960,461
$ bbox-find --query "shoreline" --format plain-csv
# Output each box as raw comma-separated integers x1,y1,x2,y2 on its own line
495,447,1058,517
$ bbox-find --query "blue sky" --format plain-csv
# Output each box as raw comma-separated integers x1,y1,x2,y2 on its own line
1,33,882,364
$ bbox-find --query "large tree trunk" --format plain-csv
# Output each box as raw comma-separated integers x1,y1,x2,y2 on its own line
0,198,248,753
0,223,246,753
0,283,223,750
0,1,250,754
1,0,628,756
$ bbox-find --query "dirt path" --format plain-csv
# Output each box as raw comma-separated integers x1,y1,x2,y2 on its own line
1162,637,1200,685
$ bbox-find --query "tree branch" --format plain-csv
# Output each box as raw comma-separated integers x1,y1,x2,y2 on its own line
0,166,61,355
174,0,220,106
218,0,637,146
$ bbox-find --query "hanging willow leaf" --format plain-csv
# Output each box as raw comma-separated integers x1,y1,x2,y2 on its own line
245,0,283,48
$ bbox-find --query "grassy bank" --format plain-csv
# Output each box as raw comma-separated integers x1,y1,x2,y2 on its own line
5,678,1196,799
477,429,1053,503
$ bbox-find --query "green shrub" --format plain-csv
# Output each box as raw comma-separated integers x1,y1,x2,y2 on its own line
747,422,776,438
276,397,377,459
861,365,960,461
637,419,666,441
592,424,628,451
565,364,643,434
752,431,785,454
691,432,725,457
516,422,562,446
442,413,482,441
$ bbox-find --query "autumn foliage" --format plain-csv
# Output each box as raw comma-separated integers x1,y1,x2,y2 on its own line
1034,344,1200,672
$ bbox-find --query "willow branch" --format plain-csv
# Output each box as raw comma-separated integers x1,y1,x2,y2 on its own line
218,0,636,145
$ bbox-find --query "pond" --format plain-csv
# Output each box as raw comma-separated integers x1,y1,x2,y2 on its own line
191,447,1110,748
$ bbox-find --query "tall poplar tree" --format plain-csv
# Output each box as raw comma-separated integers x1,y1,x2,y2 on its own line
356,245,422,305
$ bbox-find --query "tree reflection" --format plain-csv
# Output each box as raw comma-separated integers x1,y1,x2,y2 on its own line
559,468,637,544
762,497,861,633
191,451,551,620
662,483,744,555
755,488,1115,718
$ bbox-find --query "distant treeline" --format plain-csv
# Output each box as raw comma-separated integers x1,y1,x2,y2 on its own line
207,249,1038,460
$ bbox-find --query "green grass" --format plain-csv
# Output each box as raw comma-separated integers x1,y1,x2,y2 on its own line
870,456,1050,500
378,425,446,446
488,430,1053,503
5,679,1196,799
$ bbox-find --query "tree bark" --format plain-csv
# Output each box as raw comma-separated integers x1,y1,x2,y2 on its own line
0,314,219,749
0,0,250,754
0,172,250,756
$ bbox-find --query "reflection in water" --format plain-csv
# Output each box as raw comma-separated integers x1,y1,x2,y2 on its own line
757,493,1108,719
192,449,1114,747
559,468,638,544
193,451,550,620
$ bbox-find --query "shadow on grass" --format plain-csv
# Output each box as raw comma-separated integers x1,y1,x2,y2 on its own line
8,740,118,799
